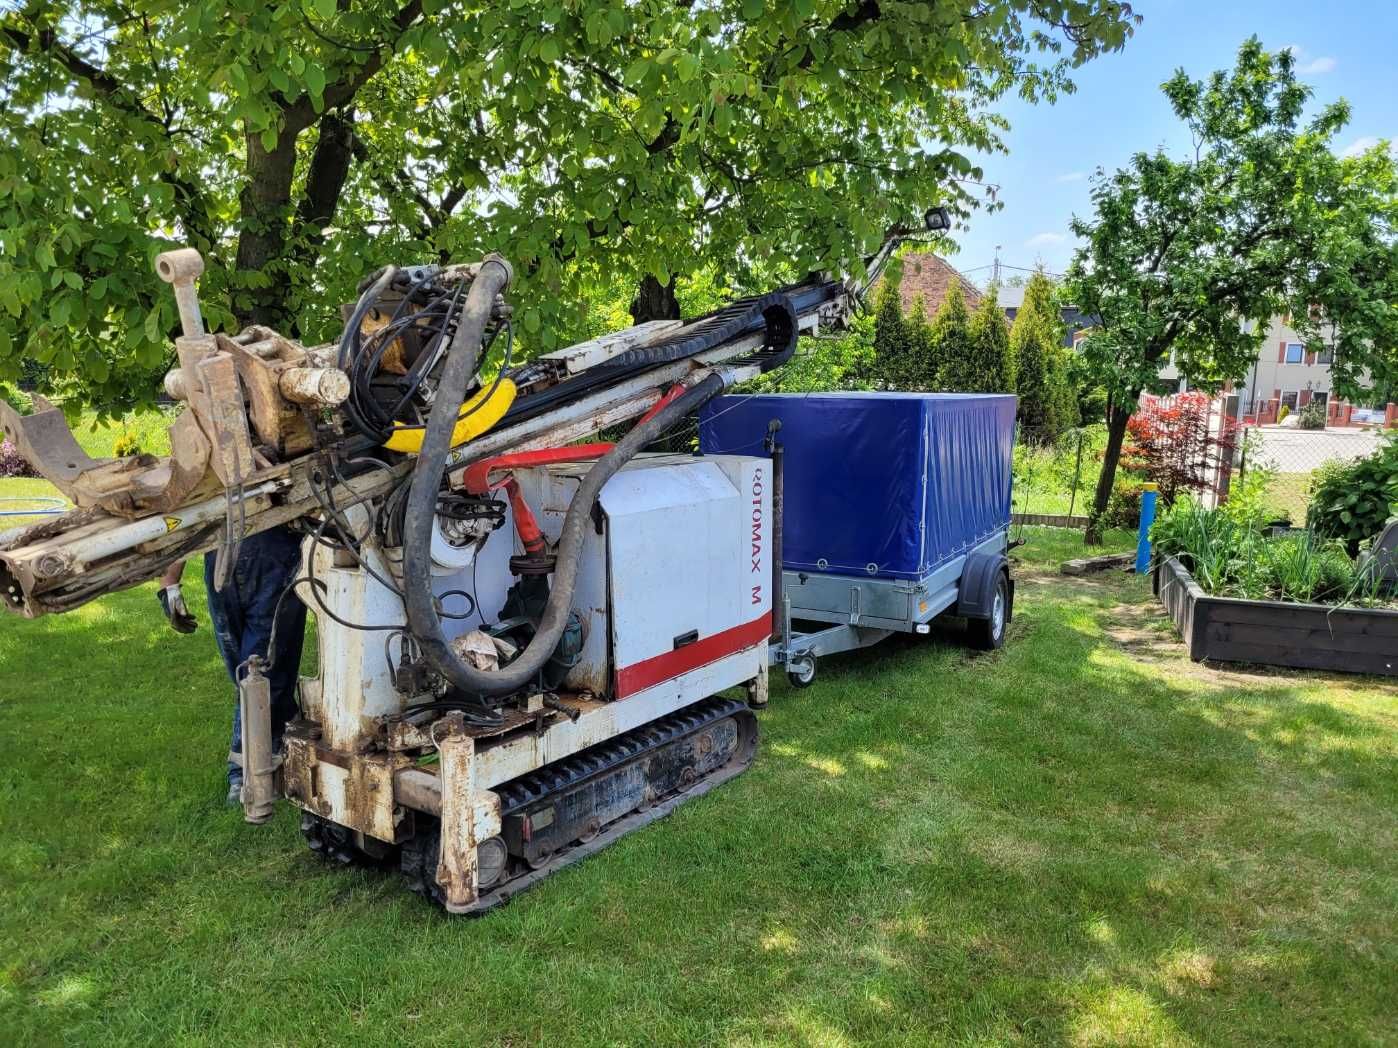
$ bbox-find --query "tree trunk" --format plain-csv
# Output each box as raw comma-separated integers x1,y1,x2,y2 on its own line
287,111,357,332
630,274,680,324
1085,394,1136,545
234,126,301,330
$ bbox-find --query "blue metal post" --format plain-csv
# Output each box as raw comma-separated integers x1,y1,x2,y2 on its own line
1135,482,1158,574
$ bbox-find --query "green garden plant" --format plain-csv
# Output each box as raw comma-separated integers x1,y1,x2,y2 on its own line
1306,435,1398,555
1152,495,1386,606
1298,400,1327,430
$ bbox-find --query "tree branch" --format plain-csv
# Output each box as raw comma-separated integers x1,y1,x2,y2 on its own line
281,0,424,134
1,21,218,249
348,133,465,245
292,109,357,272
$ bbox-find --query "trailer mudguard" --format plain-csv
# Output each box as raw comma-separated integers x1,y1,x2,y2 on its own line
955,550,1013,622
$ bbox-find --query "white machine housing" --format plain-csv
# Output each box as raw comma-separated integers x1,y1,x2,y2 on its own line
284,452,772,897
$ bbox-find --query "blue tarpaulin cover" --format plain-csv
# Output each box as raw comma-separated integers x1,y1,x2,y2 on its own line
699,392,1017,580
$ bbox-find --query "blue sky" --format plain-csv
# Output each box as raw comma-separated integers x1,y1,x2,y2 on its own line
949,0,1398,285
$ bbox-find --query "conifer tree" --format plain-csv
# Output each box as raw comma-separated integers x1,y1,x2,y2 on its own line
965,286,1015,393
1011,271,1061,441
901,294,934,389
927,282,973,390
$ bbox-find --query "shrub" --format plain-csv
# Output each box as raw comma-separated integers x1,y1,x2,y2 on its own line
1306,435,1398,555
0,438,39,478
1298,400,1326,430
1124,392,1233,505
1103,479,1142,528
1277,403,1291,424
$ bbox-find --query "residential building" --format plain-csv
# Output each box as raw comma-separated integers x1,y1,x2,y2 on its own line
996,284,1092,347
893,253,983,314
1237,316,1335,416
1159,316,1394,426
1159,317,1331,411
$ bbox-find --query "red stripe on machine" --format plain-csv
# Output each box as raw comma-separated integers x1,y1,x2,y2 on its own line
614,614,772,699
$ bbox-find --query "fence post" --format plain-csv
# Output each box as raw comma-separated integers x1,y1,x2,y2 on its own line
1135,482,1158,575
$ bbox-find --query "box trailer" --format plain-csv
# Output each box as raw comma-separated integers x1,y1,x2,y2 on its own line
699,392,1018,686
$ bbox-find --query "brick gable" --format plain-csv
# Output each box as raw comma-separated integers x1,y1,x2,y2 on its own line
893,252,983,314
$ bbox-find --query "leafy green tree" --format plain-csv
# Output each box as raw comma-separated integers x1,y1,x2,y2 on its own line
1049,346,1080,430
964,286,1015,393
927,281,973,390
0,1,1137,412
1010,271,1060,441
1067,38,1398,542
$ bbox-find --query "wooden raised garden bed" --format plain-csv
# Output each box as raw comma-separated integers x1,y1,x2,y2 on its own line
1153,556,1398,677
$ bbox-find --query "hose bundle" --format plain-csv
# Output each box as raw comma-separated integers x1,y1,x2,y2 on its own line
398,257,798,702
337,267,511,444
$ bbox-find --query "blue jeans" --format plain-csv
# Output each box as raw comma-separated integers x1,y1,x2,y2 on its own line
205,526,307,786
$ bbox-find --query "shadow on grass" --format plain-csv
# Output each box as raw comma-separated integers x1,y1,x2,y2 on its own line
1,568,1395,1045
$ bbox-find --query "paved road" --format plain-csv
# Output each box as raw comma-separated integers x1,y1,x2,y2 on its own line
1248,426,1384,473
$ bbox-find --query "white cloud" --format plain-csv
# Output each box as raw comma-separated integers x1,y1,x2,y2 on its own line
1299,56,1336,74
1340,136,1396,159
1025,232,1067,249
1282,45,1336,75
1056,171,1086,184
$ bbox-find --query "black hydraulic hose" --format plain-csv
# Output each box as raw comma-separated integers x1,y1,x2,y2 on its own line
401,254,511,682
406,366,728,699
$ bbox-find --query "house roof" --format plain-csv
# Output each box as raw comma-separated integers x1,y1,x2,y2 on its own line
996,285,1026,309
894,253,982,315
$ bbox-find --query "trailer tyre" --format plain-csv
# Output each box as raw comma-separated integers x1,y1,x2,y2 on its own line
786,654,817,688
968,571,1009,651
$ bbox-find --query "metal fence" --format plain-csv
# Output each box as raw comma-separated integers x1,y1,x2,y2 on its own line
1011,426,1101,528
1011,394,1391,531
1232,420,1388,525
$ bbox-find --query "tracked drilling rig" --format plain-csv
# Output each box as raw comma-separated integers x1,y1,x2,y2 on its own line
0,214,943,913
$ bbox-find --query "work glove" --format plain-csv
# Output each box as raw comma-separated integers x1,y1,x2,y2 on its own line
157,584,198,634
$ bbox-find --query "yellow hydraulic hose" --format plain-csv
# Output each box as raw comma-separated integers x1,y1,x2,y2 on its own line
382,377,518,453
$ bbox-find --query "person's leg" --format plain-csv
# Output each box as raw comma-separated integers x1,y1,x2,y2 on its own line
233,528,306,748
157,559,198,633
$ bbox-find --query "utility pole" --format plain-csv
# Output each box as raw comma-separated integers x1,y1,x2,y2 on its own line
991,245,1002,285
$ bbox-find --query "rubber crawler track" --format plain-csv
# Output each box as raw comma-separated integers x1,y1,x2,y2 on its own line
401,695,759,913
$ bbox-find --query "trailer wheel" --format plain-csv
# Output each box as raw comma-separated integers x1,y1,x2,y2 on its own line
968,571,1009,651
786,654,817,688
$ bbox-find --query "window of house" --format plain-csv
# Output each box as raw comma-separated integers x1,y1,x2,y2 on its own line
1284,343,1305,364
1312,391,1328,408
1317,346,1334,364
1281,391,1299,411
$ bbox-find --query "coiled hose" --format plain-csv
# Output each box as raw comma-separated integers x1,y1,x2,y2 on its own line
400,259,735,699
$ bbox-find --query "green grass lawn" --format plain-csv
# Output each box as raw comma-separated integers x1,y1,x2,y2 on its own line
1,527,1395,1046
0,477,65,531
